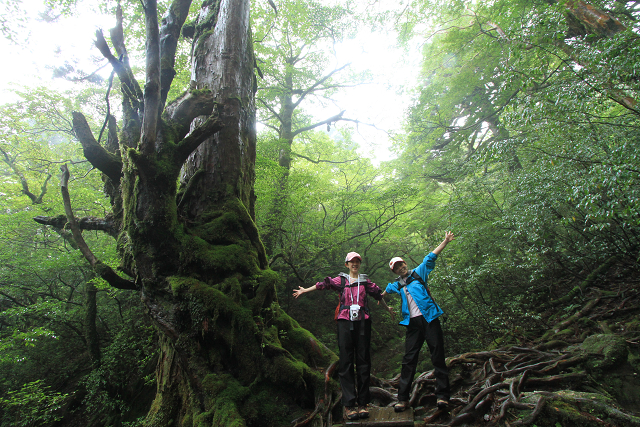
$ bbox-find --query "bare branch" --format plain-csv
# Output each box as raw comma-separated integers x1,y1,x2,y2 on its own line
71,112,123,183
175,111,224,165
292,63,350,110
290,152,357,164
109,4,127,58
0,147,51,204
257,97,284,124
292,110,345,137
165,89,216,140
33,214,118,238
97,71,116,145
95,29,143,108
58,164,136,290
564,0,626,37
141,0,161,154
159,0,194,106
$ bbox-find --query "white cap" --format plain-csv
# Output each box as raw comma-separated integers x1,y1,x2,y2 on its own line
389,257,405,271
345,252,362,262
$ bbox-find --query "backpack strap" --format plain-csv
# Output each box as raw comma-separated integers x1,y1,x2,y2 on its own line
334,276,347,320
335,276,370,322
410,271,441,311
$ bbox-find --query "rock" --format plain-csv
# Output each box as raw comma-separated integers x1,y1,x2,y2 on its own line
579,334,628,371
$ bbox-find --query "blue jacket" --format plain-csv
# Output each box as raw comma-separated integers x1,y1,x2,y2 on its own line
385,252,444,325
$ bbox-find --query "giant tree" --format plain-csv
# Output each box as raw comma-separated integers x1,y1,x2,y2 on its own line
37,0,335,425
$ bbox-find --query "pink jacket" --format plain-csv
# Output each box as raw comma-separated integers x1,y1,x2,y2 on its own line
316,273,384,321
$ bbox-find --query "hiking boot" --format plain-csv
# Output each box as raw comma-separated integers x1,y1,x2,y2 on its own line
344,406,359,420
358,405,369,418
394,401,409,412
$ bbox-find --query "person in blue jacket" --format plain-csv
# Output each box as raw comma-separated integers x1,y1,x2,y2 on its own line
383,231,455,412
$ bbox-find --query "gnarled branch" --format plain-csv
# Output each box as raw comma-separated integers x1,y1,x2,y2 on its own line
175,111,224,166
1,147,51,204
291,110,346,137
59,164,136,290
33,214,118,238
165,89,216,140
71,112,123,183
159,0,194,106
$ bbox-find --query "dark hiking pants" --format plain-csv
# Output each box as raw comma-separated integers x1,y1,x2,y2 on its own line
397,316,449,402
337,318,372,407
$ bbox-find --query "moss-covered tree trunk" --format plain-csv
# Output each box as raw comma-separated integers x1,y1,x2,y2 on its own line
59,0,336,425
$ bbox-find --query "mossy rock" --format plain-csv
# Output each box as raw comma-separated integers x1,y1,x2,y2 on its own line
579,334,628,371
520,390,640,427
598,361,640,414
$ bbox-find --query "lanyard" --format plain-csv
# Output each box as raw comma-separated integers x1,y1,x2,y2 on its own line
348,275,360,305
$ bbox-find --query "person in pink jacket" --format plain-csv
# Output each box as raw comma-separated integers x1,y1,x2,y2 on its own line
293,252,394,420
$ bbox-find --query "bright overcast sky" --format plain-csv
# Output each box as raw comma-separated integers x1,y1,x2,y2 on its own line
0,0,422,162
0,0,114,98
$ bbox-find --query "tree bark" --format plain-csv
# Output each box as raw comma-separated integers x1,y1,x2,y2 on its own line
32,0,339,425
84,1,337,425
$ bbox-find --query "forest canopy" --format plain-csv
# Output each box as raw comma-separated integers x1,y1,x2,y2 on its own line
1,0,639,426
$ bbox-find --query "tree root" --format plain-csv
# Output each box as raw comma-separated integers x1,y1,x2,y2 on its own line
364,344,638,427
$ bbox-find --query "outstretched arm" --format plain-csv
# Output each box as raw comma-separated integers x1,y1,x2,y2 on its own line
377,295,395,320
432,231,455,255
293,284,317,299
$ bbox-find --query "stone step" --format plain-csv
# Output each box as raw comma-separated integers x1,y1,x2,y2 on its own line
340,406,414,426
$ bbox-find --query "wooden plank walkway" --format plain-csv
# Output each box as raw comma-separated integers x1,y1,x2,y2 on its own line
340,406,414,426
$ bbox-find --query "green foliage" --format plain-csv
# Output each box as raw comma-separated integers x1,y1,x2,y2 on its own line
252,0,358,102
3,0,640,424
0,85,157,425
81,317,157,424
391,0,640,351
0,380,68,427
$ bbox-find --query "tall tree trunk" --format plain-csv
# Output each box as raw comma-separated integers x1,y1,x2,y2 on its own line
129,1,335,425
84,279,101,367
62,0,337,425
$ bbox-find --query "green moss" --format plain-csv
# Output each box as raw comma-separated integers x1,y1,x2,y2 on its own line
192,209,248,244
144,383,180,427
186,281,262,382
249,269,280,313
189,88,212,97
596,360,640,412
519,389,640,426
555,328,574,337
180,234,256,277
167,276,203,295
263,355,305,387
626,318,640,331
208,401,245,427
630,351,640,372
580,334,628,371
202,373,245,402
241,385,290,426
179,198,265,277
188,281,255,329
194,29,214,57
270,308,337,367
199,373,248,427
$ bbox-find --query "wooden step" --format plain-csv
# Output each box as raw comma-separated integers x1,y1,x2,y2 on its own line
341,406,414,426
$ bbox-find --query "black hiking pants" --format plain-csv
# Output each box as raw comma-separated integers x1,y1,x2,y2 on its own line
397,316,450,402
337,318,372,407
